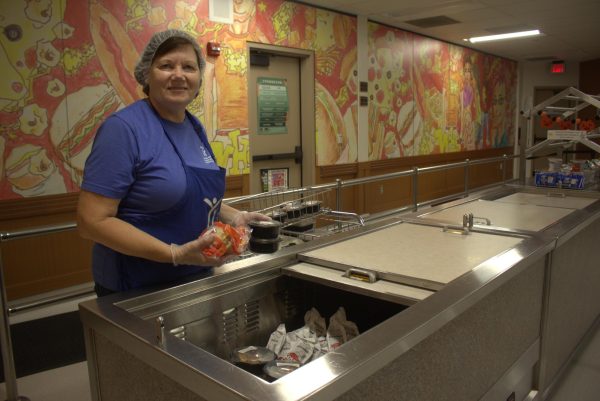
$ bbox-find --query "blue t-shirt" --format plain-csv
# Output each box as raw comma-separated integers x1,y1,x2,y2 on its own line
82,101,218,217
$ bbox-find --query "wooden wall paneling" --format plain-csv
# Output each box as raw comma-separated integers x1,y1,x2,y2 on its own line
364,176,413,213
469,161,502,189
341,184,361,214
355,162,370,214
315,149,514,217
317,164,359,214
362,160,413,214
0,193,94,301
467,148,513,190
224,174,254,211
446,166,469,198
2,232,93,300
224,174,249,198
0,193,79,222
416,168,450,203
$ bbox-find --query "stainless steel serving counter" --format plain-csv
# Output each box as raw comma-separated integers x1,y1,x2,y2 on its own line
404,184,600,399
79,184,600,401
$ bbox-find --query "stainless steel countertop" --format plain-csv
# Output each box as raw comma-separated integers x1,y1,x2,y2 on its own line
78,184,600,401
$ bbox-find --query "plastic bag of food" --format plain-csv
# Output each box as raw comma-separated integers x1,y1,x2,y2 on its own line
329,307,359,343
201,222,250,257
266,323,287,355
327,308,346,349
304,307,327,337
343,321,359,341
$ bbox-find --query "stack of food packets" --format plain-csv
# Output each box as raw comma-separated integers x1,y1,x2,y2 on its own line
263,307,359,379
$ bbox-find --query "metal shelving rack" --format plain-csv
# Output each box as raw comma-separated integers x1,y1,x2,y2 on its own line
520,87,600,182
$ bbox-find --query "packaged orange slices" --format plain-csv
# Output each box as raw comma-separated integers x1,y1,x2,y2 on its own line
201,222,250,257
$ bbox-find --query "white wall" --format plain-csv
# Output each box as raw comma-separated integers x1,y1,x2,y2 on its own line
519,60,580,113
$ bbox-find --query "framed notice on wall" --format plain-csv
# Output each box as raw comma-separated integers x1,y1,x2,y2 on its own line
257,77,288,135
260,168,288,192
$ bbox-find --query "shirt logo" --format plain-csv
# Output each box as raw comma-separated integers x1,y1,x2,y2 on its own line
204,197,222,226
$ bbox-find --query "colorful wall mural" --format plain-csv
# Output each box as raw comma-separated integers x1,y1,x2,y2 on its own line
0,1,515,201
367,22,517,160
0,0,357,200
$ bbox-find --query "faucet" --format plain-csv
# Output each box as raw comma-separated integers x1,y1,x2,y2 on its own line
462,213,474,231
472,216,492,225
156,316,165,347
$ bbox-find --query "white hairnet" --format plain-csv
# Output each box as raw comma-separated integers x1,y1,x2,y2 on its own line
134,29,206,93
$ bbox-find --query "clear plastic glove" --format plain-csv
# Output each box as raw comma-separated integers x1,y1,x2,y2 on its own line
230,211,271,227
170,233,226,267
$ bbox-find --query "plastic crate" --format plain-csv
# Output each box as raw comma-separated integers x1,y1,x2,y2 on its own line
535,171,585,189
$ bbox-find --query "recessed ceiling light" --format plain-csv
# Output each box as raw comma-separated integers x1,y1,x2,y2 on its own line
466,29,541,43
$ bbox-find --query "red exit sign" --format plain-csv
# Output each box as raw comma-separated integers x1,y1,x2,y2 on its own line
551,60,565,74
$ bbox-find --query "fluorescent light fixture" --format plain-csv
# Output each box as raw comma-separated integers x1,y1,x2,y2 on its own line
466,29,540,43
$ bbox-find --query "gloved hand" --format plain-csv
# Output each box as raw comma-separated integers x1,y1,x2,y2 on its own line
230,211,271,227
169,233,225,267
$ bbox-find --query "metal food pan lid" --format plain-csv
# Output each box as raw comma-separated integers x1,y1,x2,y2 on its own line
248,220,282,228
298,222,523,291
418,200,573,232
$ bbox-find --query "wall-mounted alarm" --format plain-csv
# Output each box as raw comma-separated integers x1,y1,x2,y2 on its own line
207,42,221,57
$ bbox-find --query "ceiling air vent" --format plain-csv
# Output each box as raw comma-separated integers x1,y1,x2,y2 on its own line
404,15,460,28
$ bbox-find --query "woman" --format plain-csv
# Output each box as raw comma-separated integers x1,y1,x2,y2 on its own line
77,29,268,295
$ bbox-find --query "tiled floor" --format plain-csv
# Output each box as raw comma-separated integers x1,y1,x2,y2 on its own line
545,324,600,401
0,292,94,401
0,295,598,401
0,361,91,401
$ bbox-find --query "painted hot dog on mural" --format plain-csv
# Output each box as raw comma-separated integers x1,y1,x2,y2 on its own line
89,0,143,105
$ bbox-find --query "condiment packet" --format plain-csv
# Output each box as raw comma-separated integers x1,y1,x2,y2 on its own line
292,325,317,344
277,331,314,364
326,331,342,351
264,360,301,379
311,336,329,361
266,323,286,354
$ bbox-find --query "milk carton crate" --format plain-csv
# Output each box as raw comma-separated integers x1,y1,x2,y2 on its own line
535,171,586,189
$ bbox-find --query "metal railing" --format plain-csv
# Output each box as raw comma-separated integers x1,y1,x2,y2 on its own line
227,154,516,210
0,153,517,400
